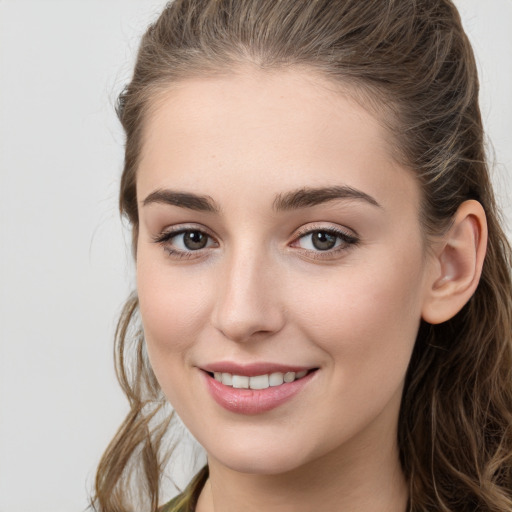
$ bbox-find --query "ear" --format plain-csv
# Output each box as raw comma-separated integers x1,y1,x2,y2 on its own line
422,200,488,325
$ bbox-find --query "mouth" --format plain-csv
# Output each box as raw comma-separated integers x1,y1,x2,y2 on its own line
200,365,319,414
204,368,317,390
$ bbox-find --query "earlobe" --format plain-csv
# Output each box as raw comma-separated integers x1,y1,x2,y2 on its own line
422,200,488,325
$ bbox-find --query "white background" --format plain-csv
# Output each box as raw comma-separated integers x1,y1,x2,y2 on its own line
0,1,511,511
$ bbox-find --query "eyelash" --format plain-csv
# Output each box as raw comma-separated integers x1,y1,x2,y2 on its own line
152,226,217,260
292,226,359,259
152,225,359,260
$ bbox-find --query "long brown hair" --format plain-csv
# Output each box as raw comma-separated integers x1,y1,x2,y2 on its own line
92,1,512,510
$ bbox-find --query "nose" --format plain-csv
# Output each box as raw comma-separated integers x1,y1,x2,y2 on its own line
211,248,285,343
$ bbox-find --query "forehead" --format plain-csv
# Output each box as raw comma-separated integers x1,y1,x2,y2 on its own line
136,68,419,214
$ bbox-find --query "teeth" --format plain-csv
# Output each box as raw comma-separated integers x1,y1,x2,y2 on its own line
269,372,284,386
232,375,249,389
212,370,309,388
249,374,269,390
283,371,296,383
221,373,233,386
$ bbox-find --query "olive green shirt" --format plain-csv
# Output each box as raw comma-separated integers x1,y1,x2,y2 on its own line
160,466,209,512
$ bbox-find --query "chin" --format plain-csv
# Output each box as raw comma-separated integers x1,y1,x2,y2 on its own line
207,439,313,476
219,456,306,476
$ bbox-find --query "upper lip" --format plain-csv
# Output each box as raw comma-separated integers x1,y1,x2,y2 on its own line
200,361,316,377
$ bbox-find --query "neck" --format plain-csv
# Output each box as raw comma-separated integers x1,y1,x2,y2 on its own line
196,416,408,512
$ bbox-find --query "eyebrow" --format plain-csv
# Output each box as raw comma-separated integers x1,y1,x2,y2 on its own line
142,189,220,213
273,186,381,211
142,184,381,214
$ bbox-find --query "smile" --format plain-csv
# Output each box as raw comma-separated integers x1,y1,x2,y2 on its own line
212,370,309,389
201,366,318,414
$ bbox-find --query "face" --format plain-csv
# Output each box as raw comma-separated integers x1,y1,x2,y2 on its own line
136,69,434,475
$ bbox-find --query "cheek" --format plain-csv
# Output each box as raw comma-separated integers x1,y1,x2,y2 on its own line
293,245,426,380
136,255,215,413
136,254,209,365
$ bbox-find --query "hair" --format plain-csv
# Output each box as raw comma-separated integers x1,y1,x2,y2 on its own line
92,1,512,510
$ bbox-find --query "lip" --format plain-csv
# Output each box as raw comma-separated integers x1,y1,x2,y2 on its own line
200,365,318,415
200,361,313,377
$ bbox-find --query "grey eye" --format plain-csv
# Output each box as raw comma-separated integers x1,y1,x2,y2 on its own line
310,231,338,251
181,230,209,250
298,230,344,251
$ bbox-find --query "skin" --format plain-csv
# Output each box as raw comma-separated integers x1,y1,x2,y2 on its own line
135,68,450,511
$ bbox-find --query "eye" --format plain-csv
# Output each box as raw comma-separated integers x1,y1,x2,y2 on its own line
176,230,211,250
300,231,340,251
153,227,217,257
292,227,359,255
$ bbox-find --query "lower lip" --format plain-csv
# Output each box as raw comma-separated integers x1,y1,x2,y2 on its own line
202,370,317,415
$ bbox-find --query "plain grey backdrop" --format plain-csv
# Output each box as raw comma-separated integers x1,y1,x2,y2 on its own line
0,1,511,511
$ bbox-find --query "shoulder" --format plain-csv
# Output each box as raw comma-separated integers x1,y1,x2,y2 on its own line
160,466,209,512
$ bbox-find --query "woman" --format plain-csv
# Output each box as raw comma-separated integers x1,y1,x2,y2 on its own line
93,0,512,510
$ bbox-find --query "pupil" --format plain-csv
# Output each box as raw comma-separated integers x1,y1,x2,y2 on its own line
312,231,336,251
184,231,207,250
